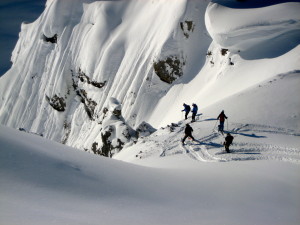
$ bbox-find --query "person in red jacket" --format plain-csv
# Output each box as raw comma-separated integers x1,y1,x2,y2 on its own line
217,110,227,134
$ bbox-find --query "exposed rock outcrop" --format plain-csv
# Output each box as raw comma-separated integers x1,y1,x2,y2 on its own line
136,121,156,138
46,94,66,112
180,20,195,38
43,34,57,43
99,98,137,157
153,55,185,84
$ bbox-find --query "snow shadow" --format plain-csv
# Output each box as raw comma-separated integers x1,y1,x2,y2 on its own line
200,142,223,148
238,29,300,60
200,118,218,122
231,132,266,138
230,150,261,155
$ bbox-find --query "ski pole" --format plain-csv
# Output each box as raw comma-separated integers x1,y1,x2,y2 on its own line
212,120,218,131
227,119,229,131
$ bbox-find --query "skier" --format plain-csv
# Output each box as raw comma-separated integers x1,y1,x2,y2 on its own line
217,110,228,134
191,103,198,122
223,133,234,153
182,103,191,120
182,124,195,144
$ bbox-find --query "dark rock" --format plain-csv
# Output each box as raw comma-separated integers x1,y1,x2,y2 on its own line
46,94,66,112
153,56,184,84
180,20,195,38
221,48,229,56
136,121,156,138
43,34,57,43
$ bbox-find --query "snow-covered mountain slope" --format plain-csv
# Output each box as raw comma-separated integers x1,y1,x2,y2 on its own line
149,1,300,128
1,125,300,225
1,1,300,224
0,0,299,158
0,0,211,154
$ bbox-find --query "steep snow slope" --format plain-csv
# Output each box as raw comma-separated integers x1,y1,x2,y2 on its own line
0,0,211,153
1,125,300,225
149,2,300,128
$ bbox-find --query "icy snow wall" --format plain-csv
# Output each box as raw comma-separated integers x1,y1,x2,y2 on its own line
0,0,211,154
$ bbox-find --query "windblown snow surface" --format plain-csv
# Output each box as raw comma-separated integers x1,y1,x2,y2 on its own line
0,0,300,225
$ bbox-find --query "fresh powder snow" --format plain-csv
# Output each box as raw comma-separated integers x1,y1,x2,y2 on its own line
0,0,299,224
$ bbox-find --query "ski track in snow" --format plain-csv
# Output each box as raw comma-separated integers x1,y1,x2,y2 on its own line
140,120,300,165
184,143,226,162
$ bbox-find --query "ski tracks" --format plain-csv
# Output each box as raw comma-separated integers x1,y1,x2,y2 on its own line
149,121,300,165
179,122,300,164
182,142,226,162
226,142,300,164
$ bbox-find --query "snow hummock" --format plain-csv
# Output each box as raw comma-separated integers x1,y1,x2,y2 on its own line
1,124,300,225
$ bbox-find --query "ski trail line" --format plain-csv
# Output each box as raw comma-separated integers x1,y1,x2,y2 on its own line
182,141,226,162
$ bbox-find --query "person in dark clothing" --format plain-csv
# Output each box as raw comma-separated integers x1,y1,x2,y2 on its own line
191,103,198,122
224,133,234,153
182,124,195,144
182,103,191,120
217,110,228,134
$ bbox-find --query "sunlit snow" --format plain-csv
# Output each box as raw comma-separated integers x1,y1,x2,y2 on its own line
0,0,299,224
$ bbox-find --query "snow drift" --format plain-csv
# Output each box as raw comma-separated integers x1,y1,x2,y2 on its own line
1,124,300,225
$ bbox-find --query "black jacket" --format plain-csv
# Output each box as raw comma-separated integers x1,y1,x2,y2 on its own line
185,125,193,135
225,135,234,144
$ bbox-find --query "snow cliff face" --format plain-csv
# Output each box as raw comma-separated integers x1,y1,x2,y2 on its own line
0,0,211,154
0,0,299,156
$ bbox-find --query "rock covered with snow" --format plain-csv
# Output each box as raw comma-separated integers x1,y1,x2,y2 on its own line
136,121,156,138
99,97,137,157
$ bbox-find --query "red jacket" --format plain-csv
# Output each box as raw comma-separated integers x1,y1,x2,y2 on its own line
217,112,227,122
